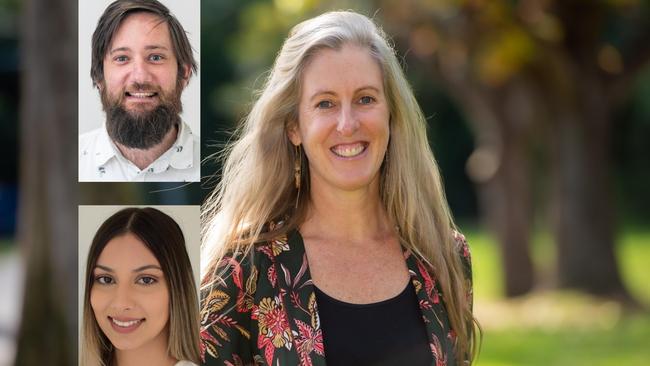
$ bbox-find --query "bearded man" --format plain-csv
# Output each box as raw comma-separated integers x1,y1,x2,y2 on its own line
79,0,199,182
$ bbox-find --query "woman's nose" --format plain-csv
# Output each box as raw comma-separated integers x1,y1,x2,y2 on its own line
110,284,136,311
336,105,359,136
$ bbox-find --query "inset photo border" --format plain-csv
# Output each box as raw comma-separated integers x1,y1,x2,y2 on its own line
78,0,200,182
77,205,200,363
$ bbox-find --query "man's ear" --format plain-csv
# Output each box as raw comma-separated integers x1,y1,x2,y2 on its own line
287,121,302,146
94,79,104,91
180,64,192,88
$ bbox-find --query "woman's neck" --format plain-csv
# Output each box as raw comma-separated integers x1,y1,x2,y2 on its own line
113,331,176,366
301,177,393,244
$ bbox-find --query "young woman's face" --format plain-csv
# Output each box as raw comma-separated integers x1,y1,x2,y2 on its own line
90,232,170,352
291,43,390,193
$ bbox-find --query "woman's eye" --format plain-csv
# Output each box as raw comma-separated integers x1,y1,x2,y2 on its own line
137,276,157,285
114,55,128,63
95,275,114,285
149,54,164,62
316,100,333,109
359,96,375,104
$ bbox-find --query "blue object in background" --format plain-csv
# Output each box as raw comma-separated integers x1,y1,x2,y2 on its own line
0,182,17,237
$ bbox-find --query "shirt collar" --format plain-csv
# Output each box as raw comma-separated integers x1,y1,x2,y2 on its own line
91,120,196,171
92,123,120,167
168,120,196,170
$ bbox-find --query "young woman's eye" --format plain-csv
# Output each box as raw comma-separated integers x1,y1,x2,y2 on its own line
114,55,128,63
359,96,375,104
94,275,114,285
316,100,334,109
149,54,164,62
137,276,158,285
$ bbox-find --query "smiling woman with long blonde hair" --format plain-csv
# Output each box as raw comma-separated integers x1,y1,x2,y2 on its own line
200,11,480,366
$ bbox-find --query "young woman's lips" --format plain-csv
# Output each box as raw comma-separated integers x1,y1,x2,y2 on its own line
330,142,368,158
109,316,145,334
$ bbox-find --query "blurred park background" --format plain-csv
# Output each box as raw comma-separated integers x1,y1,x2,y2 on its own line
0,0,648,365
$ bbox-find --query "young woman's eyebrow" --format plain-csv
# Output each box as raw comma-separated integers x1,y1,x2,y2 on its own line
133,264,163,273
94,264,162,273
94,264,114,272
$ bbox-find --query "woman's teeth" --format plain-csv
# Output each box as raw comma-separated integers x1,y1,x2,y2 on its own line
111,318,142,327
331,143,366,157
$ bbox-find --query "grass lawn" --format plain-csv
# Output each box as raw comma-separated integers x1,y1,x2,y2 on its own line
0,238,14,254
463,228,650,365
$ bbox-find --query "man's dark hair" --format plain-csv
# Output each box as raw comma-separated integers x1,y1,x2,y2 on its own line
90,0,198,88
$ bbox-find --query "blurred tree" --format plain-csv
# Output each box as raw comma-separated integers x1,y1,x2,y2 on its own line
378,0,649,300
14,0,76,364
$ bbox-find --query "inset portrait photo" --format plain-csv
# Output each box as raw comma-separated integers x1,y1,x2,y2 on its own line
78,0,200,182
78,206,200,366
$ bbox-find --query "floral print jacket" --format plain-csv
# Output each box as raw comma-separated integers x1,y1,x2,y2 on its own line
200,228,473,366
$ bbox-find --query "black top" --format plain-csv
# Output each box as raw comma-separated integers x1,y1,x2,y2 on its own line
314,281,433,366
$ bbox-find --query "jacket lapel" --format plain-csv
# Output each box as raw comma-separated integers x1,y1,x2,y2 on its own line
405,249,455,366
272,230,327,366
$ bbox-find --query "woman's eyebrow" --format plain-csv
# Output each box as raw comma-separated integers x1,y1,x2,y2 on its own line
133,264,163,273
309,85,381,101
94,264,113,272
94,264,162,273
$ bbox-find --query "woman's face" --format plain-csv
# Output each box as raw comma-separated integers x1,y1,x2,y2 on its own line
90,232,170,352
290,43,390,193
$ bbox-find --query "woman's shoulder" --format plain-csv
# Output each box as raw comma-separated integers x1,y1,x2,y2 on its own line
452,230,471,263
201,224,300,286
451,229,473,295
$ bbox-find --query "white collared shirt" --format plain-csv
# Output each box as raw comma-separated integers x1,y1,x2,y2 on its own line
78,121,200,182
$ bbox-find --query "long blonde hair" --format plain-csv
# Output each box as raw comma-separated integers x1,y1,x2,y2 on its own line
202,11,479,364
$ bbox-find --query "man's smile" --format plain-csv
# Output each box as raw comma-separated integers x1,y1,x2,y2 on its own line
125,91,157,98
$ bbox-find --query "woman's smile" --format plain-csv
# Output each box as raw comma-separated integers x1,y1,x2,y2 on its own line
330,141,369,158
109,316,146,333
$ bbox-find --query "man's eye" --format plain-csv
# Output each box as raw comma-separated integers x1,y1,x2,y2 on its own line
95,275,114,285
359,96,375,104
317,101,333,109
137,276,157,285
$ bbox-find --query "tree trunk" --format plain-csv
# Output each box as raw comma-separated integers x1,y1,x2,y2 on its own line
490,128,535,296
481,83,536,297
14,0,77,364
442,77,537,297
550,74,630,300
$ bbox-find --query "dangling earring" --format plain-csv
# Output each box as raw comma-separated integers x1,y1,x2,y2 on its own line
294,145,301,190
294,145,302,209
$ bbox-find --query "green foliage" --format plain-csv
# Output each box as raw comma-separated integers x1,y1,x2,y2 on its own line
0,238,12,254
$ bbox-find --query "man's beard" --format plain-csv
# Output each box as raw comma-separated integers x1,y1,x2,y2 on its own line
101,80,183,150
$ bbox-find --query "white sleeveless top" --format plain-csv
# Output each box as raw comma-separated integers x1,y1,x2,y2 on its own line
174,361,198,366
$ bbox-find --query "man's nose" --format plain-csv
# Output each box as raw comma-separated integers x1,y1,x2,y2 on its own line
336,104,359,136
128,58,153,85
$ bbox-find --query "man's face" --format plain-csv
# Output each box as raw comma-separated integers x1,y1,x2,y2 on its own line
100,11,188,149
